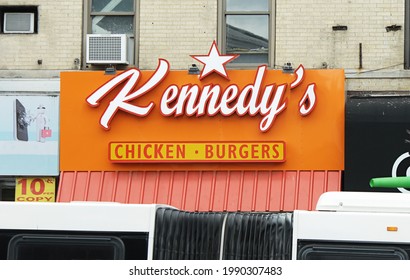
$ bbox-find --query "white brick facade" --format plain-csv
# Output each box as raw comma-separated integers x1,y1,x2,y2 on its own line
0,0,409,90
276,0,404,70
0,0,82,72
138,0,217,70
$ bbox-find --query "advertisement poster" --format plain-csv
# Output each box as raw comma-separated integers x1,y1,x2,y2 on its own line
0,95,59,175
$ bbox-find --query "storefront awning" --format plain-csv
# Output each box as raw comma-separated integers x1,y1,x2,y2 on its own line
58,170,342,211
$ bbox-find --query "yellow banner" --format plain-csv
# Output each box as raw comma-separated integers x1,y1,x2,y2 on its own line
15,177,56,202
110,142,285,162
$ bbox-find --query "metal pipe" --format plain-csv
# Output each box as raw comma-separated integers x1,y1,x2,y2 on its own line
405,0,410,69
359,43,363,69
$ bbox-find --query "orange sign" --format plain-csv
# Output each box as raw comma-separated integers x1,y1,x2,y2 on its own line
60,62,344,171
109,141,285,163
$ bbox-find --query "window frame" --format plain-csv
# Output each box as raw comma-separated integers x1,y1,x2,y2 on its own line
89,0,135,35
298,241,410,260
0,177,16,201
218,0,275,68
7,234,126,260
83,0,139,69
0,6,38,34
0,230,149,260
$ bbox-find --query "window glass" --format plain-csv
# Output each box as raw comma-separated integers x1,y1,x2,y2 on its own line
298,244,409,260
228,53,268,64
0,177,16,201
92,15,133,34
8,234,125,260
91,0,134,12
0,232,148,260
13,242,117,260
226,15,268,64
226,0,268,12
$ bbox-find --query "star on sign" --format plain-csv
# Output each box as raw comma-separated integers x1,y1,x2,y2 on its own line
191,41,239,80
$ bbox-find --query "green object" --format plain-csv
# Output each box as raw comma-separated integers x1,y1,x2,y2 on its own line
369,177,410,188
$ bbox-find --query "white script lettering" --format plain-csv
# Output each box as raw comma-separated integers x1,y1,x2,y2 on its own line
86,59,170,129
86,60,316,132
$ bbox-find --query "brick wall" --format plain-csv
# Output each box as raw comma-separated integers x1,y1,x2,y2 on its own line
138,0,217,70
276,0,404,71
1,0,409,91
0,0,82,71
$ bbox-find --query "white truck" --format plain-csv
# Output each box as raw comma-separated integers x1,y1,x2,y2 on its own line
0,191,409,260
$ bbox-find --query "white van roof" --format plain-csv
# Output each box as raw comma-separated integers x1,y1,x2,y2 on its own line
316,191,410,213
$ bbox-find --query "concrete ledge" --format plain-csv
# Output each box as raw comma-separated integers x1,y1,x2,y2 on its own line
0,70,63,79
345,69,410,79
0,78,60,92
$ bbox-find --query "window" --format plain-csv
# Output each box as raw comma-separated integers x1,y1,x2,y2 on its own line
8,234,126,260
0,177,16,201
298,242,410,260
221,0,272,66
0,6,38,34
85,0,137,66
90,0,135,35
0,231,148,260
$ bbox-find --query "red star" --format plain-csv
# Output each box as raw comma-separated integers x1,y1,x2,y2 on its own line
191,41,239,80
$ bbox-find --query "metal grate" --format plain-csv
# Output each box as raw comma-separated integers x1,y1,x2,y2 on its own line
86,34,128,64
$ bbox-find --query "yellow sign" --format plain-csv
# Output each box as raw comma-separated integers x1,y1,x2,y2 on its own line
15,177,56,202
110,142,285,162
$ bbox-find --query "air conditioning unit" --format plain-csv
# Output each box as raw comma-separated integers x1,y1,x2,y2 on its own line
86,34,129,65
3,13,35,33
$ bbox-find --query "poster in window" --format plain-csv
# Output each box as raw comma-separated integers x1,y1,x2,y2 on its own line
0,95,59,176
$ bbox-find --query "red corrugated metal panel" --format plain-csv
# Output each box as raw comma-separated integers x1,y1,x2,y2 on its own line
57,170,342,211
